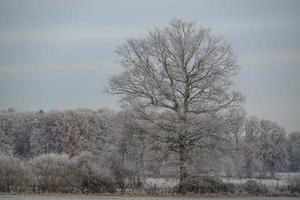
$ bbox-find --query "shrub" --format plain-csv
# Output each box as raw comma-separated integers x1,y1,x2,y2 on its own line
29,153,74,192
29,152,116,193
186,175,235,194
0,154,30,192
287,177,300,193
242,180,268,194
75,151,116,193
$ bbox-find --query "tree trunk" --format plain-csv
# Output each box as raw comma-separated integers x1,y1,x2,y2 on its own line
179,143,187,194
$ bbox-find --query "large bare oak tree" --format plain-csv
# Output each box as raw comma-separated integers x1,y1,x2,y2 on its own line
108,19,243,194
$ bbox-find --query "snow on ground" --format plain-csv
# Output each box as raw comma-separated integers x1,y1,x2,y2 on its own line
221,178,286,187
222,172,300,187
144,173,300,189
144,177,178,189
0,195,299,200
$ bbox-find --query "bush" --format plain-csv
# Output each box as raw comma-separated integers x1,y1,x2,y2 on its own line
287,177,300,193
242,180,268,194
0,154,30,192
75,151,116,193
29,152,116,193
224,182,236,193
186,175,235,194
0,152,116,194
29,153,75,192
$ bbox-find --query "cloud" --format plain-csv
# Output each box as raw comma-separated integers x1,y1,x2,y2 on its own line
0,26,145,46
238,51,300,68
0,62,122,76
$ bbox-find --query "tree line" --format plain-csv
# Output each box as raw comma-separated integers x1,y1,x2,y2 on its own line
0,108,299,193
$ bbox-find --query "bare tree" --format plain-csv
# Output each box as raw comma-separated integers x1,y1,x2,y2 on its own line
111,19,242,194
224,108,246,178
288,132,300,171
244,117,288,178
258,120,287,177
244,117,261,177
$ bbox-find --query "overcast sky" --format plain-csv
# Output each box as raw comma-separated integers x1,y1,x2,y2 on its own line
0,0,299,132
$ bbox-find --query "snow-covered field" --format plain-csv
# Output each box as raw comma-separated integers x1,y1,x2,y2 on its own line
221,172,300,188
144,174,299,190
144,173,300,190
0,195,299,200
145,177,287,190
221,178,286,187
145,178,178,189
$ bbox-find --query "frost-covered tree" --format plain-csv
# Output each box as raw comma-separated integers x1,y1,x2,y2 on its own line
108,110,149,193
244,118,288,177
74,151,115,193
29,153,73,192
0,112,15,155
13,112,37,157
84,108,117,161
30,109,117,158
287,132,300,172
223,109,246,178
60,110,89,156
0,110,36,157
108,19,243,193
244,117,261,177
0,154,29,192
30,111,66,155
258,120,287,177
188,113,229,176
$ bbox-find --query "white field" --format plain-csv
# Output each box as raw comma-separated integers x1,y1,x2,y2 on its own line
221,172,300,187
0,195,299,200
144,173,300,189
220,178,286,187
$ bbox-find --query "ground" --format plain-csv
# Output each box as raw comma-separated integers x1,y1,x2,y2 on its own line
0,195,299,200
